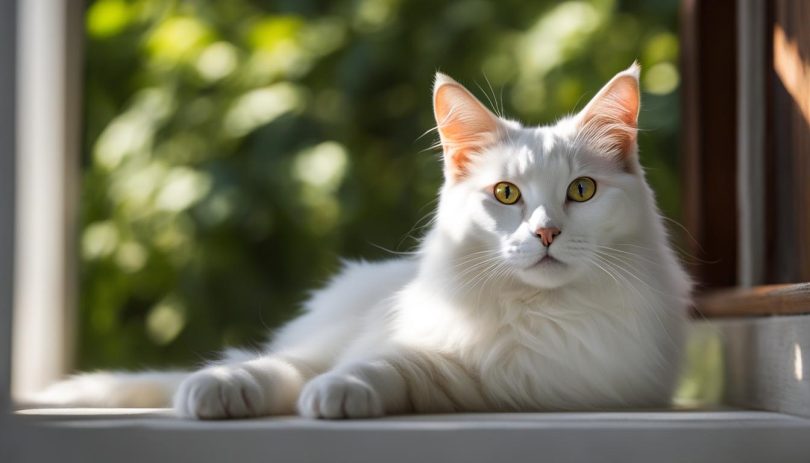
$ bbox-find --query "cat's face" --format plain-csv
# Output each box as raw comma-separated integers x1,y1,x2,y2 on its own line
434,65,648,289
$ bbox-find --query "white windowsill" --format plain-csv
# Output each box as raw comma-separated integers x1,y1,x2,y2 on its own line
9,408,810,463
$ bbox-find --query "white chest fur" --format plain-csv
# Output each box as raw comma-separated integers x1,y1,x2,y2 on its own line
480,293,683,410
394,284,683,411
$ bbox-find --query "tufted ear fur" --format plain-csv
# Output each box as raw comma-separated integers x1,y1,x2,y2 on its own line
433,73,501,182
575,62,641,169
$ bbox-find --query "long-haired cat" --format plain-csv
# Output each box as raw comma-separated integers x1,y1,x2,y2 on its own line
36,64,691,419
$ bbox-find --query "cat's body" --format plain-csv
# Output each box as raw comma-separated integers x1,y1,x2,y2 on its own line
36,65,691,419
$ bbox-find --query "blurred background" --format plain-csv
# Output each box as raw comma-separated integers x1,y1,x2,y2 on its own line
78,0,683,371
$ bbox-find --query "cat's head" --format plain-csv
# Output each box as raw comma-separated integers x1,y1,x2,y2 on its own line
433,64,656,289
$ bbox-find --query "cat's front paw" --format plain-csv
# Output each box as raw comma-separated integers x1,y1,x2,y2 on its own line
174,366,267,419
298,373,384,419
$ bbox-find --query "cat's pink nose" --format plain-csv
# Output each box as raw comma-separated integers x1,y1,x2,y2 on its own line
535,227,561,247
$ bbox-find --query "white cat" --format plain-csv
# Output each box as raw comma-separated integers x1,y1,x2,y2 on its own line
35,64,691,419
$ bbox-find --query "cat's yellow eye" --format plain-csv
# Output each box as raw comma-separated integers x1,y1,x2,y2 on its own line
493,182,521,205
567,177,597,202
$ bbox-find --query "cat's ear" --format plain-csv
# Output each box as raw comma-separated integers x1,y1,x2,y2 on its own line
433,73,501,181
575,62,641,168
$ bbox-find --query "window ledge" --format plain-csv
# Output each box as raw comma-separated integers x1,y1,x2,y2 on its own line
9,409,810,463
696,283,810,318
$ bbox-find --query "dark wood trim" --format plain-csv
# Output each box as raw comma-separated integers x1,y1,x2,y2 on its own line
696,283,810,318
679,0,739,290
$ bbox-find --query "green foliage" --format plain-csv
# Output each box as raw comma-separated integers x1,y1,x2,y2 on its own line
79,0,681,369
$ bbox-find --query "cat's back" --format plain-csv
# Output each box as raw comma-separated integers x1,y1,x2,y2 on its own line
267,257,418,356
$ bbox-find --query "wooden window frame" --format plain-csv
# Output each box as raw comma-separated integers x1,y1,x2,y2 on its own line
681,0,740,290
683,0,810,309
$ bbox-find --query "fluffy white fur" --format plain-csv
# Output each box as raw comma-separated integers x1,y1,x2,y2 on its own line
36,64,691,419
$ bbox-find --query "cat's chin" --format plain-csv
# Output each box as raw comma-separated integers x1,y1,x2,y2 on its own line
514,258,579,289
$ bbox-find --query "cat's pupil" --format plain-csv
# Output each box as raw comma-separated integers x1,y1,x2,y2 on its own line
578,183,584,196
505,185,511,198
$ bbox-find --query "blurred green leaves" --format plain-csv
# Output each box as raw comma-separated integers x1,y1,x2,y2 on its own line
79,0,682,369
87,0,131,38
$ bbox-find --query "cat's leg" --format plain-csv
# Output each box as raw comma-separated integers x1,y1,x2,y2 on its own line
298,348,490,419
175,259,417,419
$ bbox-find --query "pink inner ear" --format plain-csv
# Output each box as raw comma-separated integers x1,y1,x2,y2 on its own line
434,83,499,181
605,76,640,126
578,73,640,163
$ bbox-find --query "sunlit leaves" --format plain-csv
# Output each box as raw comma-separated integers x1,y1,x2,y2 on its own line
248,16,304,51
223,83,305,137
146,16,215,64
196,42,239,82
518,2,604,80
643,32,679,65
87,0,131,38
146,296,187,345
643,62,679,95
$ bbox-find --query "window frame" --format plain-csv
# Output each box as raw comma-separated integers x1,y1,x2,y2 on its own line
680,0,740,289
682,0,810,292
10,0,82,401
